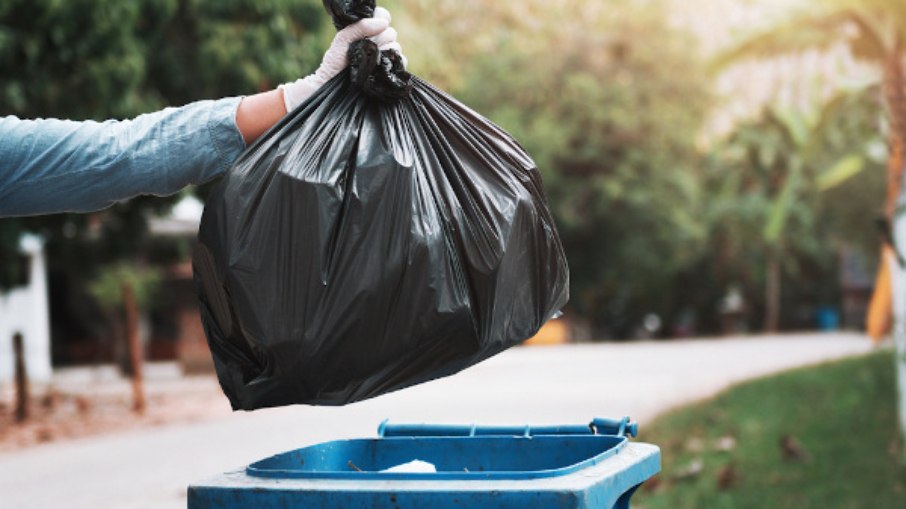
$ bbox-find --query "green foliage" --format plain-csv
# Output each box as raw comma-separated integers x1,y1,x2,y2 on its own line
699,89,885,329
88,263,161,313
0,0,151,119
0,0,327,119
816,93,888,261
144,0,327,107
817,154,866,191
637,351,906,508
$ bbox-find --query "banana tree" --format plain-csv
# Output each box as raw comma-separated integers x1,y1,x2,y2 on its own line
715,93,877,332
714,1,905,208
714,0,906,450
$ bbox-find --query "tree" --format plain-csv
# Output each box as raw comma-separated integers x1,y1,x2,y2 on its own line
713,1,905,218
704,90,885,332
713,1,906,320
89,263,161,412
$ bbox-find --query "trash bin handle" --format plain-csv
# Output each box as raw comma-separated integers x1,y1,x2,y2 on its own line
591,417,639,438
378,417,638,438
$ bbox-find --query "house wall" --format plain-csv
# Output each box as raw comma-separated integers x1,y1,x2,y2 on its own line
0,235,53,387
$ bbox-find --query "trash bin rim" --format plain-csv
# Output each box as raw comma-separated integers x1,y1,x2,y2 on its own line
246,434,628,481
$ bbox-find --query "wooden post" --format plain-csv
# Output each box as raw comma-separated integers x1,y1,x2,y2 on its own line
13,332,29,423
122,283,146,415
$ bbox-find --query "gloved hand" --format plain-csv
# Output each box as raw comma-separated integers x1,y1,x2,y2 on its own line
279,7,406,112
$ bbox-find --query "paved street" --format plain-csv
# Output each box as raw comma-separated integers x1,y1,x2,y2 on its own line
0,333,873,509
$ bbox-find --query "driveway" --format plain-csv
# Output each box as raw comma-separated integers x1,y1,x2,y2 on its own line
0,333,872,509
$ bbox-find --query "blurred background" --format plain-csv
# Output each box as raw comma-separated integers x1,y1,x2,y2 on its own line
0,0,895,354
1,0,904,507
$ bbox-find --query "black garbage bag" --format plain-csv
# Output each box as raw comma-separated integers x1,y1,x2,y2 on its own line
193,0,569,410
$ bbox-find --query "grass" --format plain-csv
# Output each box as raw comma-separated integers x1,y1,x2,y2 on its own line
633,350,906,509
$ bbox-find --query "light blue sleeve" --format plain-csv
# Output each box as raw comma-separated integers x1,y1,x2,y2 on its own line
0,97,246,217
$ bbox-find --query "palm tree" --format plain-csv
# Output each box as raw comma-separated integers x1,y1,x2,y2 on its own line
716,93,878,333
714,0,906,451
715,1,905,213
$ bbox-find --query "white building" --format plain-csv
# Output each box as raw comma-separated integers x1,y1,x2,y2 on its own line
0,234,53,387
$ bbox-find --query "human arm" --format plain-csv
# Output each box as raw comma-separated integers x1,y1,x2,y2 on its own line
0,97,245,217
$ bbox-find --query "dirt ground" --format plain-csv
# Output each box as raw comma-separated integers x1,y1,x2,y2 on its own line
0,363,230,453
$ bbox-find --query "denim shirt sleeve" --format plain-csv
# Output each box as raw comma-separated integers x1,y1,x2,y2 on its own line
0,97,246,217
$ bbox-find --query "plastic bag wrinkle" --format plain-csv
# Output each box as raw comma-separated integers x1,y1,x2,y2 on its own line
195,65,568,409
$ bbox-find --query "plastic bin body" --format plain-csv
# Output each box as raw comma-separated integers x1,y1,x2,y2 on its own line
188,419,660,509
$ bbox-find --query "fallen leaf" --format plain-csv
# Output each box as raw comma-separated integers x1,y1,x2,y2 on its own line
716,462,739,490
779,434,811,463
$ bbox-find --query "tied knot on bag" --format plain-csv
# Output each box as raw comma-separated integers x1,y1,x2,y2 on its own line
324,0,375,30
323,0,413,101
347,39,412,101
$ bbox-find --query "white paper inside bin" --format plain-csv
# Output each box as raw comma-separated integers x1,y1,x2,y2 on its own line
381,460,437,473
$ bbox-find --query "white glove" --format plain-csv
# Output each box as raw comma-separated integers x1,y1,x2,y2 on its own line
279,7,406,112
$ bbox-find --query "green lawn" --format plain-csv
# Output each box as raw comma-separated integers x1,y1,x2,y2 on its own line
633,350,906,509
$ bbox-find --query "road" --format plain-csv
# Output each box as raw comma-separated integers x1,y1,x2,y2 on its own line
0,333,872,509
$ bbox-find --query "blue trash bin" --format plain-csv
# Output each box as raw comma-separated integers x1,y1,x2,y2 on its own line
188,417,660,509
